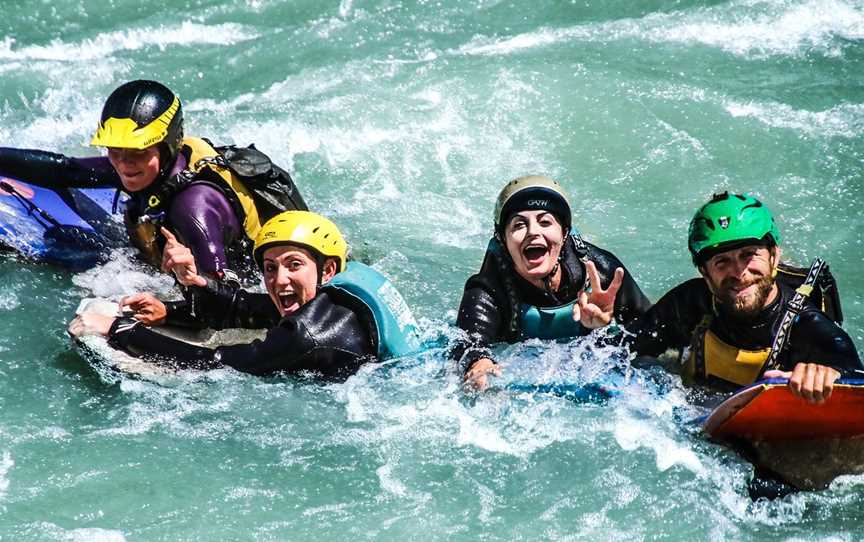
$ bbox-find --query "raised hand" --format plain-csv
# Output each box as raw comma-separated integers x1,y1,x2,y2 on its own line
160,227,207,287
120,292,167,326
572,261,624,329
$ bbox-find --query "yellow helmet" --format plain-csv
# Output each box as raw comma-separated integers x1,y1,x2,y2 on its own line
90,80,183,158
254,211,348,273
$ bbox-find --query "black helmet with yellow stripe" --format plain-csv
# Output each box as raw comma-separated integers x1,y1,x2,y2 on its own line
91,80,183,162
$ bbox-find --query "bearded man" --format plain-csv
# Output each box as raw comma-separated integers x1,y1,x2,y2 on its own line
629,192,862,402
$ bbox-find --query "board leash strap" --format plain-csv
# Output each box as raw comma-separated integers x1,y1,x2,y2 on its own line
0,180,61,229
763,257,825,372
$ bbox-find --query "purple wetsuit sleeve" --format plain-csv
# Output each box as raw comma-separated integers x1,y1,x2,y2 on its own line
167,184,242,275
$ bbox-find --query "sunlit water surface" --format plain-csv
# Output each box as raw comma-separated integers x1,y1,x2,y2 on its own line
1,1,863,540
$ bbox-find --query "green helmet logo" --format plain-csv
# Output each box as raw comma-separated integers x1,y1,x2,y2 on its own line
688,192,781,265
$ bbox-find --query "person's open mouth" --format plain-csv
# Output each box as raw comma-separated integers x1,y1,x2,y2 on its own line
522,244,548,265
277,291,299,311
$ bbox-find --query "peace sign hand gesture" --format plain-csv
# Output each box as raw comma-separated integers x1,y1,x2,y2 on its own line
572,261,624,329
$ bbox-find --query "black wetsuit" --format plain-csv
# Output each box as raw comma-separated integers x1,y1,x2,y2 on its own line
452,236,651,371
0,144,306,279
107,283,376,380
629,278,863,499
629,278,863,383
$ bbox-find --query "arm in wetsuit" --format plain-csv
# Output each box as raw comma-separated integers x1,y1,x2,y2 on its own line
108,291,375,380
452,284,504,371
785,310,863,377
628,278,710,357
166,183,246,278
627,279,864,376
163,278,280,330
0,148,119,188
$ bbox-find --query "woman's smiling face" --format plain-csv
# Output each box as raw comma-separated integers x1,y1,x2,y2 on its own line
106,145,162,192
503,210,565,283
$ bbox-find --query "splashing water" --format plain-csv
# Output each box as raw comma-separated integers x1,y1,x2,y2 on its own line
0,0,863,539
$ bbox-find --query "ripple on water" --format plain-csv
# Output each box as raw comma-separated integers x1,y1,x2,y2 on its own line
453,0,864,60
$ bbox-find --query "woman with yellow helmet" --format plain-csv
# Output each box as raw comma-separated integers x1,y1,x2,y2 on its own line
68,211,420,379
0,79,307,283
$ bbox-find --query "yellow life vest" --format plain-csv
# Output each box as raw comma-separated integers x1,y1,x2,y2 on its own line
683,325,771,387
125,137,264,268
180,136,263,241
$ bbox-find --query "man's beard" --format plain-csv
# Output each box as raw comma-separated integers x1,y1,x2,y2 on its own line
715,274,775,319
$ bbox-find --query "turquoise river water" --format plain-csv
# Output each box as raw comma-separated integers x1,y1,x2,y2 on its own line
0,0,863,540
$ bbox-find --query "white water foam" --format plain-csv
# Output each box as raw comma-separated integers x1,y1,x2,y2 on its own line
0,450,13,502
72,249,176,299
0,22,260,63
27,523,126,542
726,101,864,138
455,0,864,60
628,79,864,140
612,414,706,475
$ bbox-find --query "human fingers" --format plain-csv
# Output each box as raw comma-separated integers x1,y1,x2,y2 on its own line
465,359,494,379
161,242,194,274
163,247,193,271
803,363,819,403
120,292,151,310
468,373,489,391
67,315,83,337
585,260,601,294
463,367,487,389
810,365,826,404
788,363,806,396
68,313,113,337
606,267,625,298
793,363,818,403
160,226,178,244
464,359,499,390
582,303,612,328
814,365,840,404
573,294,583,323
762,369,792,379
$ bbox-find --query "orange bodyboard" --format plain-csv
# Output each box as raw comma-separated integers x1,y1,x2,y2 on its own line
703,379,864,441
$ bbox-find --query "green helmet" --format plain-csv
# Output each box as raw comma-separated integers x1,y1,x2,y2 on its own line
688,192,781,265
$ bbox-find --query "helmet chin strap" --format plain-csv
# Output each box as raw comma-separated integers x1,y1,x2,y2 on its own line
542,227,571,303
542,259,562,304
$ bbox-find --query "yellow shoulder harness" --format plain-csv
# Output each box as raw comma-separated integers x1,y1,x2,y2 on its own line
182,137,263,240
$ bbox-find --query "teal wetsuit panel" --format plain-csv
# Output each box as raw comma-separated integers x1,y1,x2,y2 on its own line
325,262,421,360
518,301,585,340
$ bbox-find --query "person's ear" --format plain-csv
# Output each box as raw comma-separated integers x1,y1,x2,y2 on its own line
320,258,339,284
